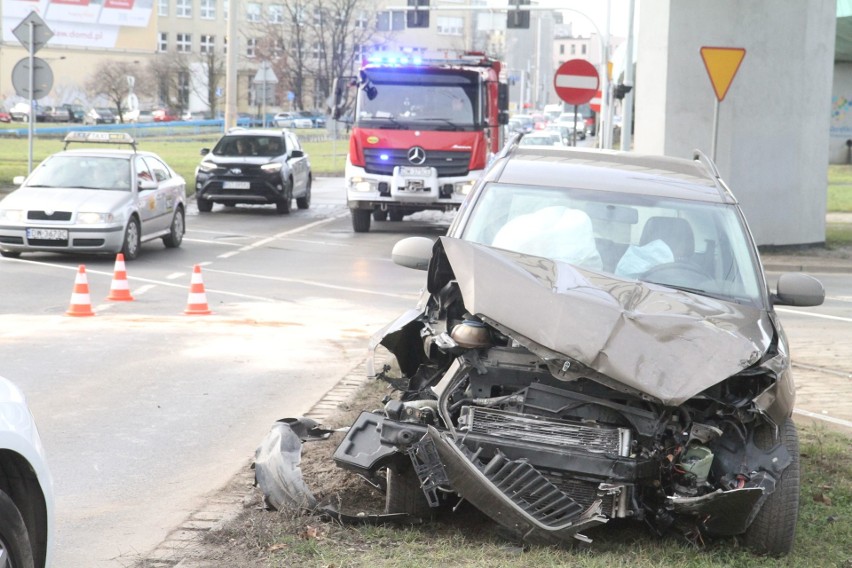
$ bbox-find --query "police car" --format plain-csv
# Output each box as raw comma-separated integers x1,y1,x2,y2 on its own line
0,132,186,260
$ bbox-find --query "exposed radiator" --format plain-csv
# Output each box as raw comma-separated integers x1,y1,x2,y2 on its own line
458,406,629,456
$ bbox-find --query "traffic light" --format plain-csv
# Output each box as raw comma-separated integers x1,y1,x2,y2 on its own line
613,83,633,100
507,0,530,29
407,0,429,28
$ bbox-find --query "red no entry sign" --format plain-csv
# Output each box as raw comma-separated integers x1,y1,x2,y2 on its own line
554,59,599,105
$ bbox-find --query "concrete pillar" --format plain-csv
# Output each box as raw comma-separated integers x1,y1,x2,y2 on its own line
634,0,835,246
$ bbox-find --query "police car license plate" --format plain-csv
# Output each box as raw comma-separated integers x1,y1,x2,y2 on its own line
27,228,68,240
223,181,250,189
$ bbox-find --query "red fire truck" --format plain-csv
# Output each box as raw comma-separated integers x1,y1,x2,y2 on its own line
345,52,510,232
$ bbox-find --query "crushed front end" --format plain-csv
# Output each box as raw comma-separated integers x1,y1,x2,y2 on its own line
333,238,799,552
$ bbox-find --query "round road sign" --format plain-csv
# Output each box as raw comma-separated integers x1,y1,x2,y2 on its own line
553,59,599,106
12,57,53,99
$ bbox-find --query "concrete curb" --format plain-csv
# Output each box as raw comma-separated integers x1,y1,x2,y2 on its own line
134,360,370,567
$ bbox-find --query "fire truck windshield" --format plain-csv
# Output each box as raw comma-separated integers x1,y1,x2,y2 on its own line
356,81,479,129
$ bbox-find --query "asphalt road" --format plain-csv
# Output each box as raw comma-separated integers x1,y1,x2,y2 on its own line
0,178,449,566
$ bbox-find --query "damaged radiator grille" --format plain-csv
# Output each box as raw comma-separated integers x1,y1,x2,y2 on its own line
543,469,616,517
459,407,627,455
478,451,586,526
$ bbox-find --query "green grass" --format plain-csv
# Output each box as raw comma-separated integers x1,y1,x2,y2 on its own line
203,416,851,568
0,125,349,192
828,165,852,212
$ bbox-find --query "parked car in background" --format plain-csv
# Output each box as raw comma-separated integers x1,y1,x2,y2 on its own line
85,107,116,125
10,102,31,122
236,113,265,127
518,131,564,146
195,128,312,214
152,108,179,122
273,112,313,129
0,373,54,568
0,106,11,122
0,131,187,260
41,106,71,122
62,104,86,123
296,110,327,128
555,112,587,140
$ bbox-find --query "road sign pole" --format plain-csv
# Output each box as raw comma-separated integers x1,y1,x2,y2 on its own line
573,104,578,146
28,20,35,173
711,98,720,162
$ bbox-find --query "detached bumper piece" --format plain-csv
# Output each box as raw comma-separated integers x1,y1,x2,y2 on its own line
425,426,608,545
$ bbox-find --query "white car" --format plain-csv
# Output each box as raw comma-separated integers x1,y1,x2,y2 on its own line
0,131,187,260
0,374,54,568
273,112,313,129
519,132,564,146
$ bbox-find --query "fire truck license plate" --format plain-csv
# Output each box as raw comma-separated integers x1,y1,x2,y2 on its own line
400,166,432,177
405,180,425,191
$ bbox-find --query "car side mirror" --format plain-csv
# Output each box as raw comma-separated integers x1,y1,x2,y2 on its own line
290,149,304,158
13,176,25,185
200,148,210,156
138,178,158,191
772,273,825,307
392,237,434,271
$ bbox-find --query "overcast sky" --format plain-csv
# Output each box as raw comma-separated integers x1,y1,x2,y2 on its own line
557,0,636,38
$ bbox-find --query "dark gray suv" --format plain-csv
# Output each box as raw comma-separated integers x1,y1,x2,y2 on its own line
330,140,825,555
194,128,312,214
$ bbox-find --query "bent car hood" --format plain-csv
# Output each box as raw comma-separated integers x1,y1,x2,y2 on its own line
2,187,131,214
439,237,772,405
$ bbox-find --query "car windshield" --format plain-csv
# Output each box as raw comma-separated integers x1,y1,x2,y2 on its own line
460,182,764,305
213,135,285,157
27,155,132,191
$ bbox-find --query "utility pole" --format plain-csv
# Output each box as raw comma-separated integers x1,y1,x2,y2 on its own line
224,0,238,131
620,0,636,151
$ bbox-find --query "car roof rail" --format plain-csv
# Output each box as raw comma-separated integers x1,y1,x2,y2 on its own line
496,132,524,161
692,149,721,180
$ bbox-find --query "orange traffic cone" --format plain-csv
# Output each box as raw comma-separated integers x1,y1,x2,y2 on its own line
184,264,212,315
66,265,96,317
107,253,134,301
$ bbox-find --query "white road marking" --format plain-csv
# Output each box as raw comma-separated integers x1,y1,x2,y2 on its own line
776,307,852,323
794,408,852,429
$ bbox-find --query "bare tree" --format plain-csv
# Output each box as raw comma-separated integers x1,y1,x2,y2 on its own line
195,49,226,117
85,60,150,122
145,53,193,115
249,0,380,115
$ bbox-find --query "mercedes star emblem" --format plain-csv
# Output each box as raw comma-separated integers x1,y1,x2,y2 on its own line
407,146,426,165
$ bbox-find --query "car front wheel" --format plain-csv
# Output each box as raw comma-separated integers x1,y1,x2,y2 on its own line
196,198,213,213
296,178,311,210
121,217,141,260
162,207,185,248
351,209,371,232
276,181,293,214
743,418,800,556
0,488,36,568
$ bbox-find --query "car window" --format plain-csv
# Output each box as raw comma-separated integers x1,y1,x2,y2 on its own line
285,132,300,153
142,156,171,182
461,182,763,305
135,156,154,183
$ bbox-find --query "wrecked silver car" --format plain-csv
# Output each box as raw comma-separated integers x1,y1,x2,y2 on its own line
291,144,825,555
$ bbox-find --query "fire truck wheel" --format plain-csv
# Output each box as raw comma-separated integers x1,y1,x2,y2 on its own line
373,209,388,221
351,209,371,232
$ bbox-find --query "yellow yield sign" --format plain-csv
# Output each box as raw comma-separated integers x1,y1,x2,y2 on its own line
700,47,746,102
